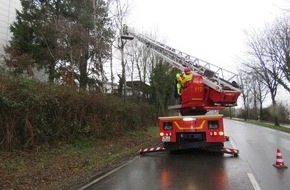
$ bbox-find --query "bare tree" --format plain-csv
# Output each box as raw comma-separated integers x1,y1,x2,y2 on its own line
253,73,269,119
239,71,252,120
124,30,163,102
242,69,270,120
267,16,290,93
244,28,284,126
127,39,142,100
108,0,131,99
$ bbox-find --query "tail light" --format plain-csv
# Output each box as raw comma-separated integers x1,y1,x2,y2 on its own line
160,132,171,137
209,131,224,136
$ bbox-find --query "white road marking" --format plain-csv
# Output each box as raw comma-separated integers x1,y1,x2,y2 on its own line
247,173,261,190
78,156,139,190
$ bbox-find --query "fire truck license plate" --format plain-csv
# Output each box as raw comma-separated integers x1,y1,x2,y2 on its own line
162,136,170,142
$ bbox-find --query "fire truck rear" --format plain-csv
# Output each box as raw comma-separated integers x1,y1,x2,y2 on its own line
160,114,224,151
121,28,241,155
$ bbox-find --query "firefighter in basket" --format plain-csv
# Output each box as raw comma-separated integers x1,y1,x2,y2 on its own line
176,67,193,96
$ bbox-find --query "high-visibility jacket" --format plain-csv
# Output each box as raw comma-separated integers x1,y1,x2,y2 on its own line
176,73,193,95
176,73,193,87
182,73,193,87
176,73,184,83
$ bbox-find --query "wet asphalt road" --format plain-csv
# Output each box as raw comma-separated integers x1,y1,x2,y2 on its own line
225,119,290,190
81,119,290,190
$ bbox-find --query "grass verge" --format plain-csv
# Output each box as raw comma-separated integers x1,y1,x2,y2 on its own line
231,118,290,134
0,127,160,190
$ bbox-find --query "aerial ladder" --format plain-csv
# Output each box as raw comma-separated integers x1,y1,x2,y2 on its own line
121,28,240,156
123,29,241,115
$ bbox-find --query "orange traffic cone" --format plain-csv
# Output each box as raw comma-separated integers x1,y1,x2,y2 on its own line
273,148,288,169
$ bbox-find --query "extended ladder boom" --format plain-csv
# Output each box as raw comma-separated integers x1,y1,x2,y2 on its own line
127,30,241,93
122,28,241,113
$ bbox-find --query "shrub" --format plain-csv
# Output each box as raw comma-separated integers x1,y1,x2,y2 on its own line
0,74,157,150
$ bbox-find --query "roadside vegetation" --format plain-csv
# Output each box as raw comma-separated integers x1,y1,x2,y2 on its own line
0,73,160,189
245,120,290,133
0,1,177,189
229,118,290,134
0,73,157,150
221,102,290,127
234,16,290,126
0,126,159,190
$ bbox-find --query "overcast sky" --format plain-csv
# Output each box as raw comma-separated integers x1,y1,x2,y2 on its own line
128,0,288,69
126,0,290,106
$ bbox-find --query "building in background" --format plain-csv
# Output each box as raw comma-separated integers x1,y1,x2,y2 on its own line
0,1,48,81
0,0,21,57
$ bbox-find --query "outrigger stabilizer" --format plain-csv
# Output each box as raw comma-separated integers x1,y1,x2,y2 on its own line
139,135,239,157
139,145,239,157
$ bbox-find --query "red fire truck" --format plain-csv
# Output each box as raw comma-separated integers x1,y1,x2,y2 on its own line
121,29,241,156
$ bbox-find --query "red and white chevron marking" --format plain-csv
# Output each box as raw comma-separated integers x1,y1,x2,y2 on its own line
139,146,166,154
221,148,239,155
